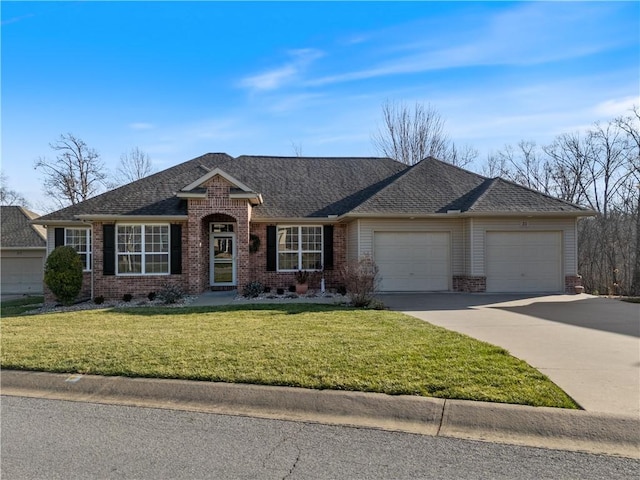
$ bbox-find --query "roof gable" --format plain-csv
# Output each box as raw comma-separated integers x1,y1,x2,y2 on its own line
1,206,46,248
350,157,486,215
181,167,256,193
466,177,592,214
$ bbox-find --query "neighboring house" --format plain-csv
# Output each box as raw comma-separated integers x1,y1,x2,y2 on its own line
32,154,592,301
1,206,47,295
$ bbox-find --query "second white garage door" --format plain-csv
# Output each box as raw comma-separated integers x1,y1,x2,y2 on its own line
486,231,562,293
374,232,450,292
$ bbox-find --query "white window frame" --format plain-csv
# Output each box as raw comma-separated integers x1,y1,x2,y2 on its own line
277,225,323,272
64,228,92,271
116,223,170,276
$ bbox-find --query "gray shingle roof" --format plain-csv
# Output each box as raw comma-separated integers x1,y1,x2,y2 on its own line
465,177,590,213
1,206,46,248
350,157,487,214
36,153,590,222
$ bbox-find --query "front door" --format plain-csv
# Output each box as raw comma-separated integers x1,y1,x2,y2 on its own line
210,227,236,286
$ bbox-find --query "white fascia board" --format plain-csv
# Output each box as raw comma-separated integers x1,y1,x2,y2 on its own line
462,210,596,218
250,217,340,224
30,219,87,226
341,210,595,219
229,193,263,205
176,191,207,199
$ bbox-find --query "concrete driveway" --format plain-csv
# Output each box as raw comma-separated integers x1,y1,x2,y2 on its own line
379,293,640,417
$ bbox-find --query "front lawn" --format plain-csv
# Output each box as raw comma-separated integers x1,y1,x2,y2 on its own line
0,296,43,316
0,304,578,408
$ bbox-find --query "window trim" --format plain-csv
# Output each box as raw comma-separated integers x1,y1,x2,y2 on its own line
115,223,171,276
64,227,92,272
276,225,323,272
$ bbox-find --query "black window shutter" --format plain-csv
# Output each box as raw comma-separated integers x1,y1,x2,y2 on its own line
170,224,182,275
266,226,277,271
323,225,334,270
54,228,65,248
103,224,115,276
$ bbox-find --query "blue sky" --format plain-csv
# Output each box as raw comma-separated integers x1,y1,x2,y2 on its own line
2,1,639,212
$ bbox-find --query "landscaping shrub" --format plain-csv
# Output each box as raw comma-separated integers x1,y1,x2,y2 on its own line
94,296,105,305
243,281,265,298
365,298,386,310
277,288,285,295
336,285,347,296
122,294,133,302
148,292,157,301
340,255,379,308
44,246,83,306
288,285,296,293
157,283,185,304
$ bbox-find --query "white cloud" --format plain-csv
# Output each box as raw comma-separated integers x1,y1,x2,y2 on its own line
128,122,154,130
593,97,640,118
239,49,324,91
240,65,298,91
305,2,634,87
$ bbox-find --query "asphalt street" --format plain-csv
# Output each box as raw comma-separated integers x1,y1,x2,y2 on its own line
2,396,638,480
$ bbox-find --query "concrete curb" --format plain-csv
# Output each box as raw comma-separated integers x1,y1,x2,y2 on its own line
2,370,638,459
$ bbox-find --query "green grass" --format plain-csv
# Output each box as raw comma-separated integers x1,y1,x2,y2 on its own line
621,297,640,304
0,296,44,316
0,304,578,408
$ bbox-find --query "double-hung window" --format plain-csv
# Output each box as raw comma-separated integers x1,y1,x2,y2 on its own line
65,228,92,271
116,224,169,275
277,226,322,271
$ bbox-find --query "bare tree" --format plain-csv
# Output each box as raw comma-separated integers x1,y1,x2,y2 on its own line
372,101,450,165
0,171,29,207
543,132,594,205
482,152,510,178
480,107,639,295
34,133,107,207
613,105,640,294
446,142,478,168
489,141,553,194
114,147,154,185
290,141,303,157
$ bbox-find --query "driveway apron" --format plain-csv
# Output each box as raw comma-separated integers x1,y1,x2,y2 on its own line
380,293,640,417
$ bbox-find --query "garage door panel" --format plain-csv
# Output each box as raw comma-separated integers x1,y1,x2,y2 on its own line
375,232,450,292
1,256,44,294
486,232,562,293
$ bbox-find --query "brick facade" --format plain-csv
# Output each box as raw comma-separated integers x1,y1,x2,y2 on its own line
564,274,583,294
50,175,350,303
452,275,487,292
185,176,252,294
91,221,189,301
247,223,347,292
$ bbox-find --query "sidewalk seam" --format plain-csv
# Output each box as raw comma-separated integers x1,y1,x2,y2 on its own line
436,399,446,436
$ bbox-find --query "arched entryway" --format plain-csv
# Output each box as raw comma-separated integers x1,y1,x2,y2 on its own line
201,213,238,289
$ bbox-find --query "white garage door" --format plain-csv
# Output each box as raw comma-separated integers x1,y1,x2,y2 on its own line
1,254,45,294
486,231,562,293
374,232,450,292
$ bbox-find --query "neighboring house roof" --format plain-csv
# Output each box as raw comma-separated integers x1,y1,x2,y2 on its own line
1,206,46,248
35,154,591,222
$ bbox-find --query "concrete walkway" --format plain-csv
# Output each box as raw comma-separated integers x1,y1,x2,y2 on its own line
379,293,640,417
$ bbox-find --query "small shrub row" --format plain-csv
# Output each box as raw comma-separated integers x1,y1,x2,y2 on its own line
92,283,184,305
